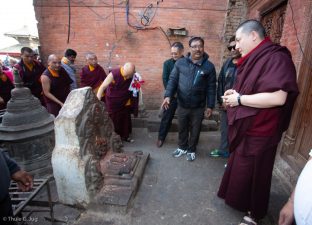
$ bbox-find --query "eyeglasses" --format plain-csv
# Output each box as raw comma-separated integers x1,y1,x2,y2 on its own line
190,45,204,49
227,45,236,51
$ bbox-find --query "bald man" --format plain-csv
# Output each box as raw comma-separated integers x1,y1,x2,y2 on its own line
97,62,137,142
80,53,107,100
41,54,73,116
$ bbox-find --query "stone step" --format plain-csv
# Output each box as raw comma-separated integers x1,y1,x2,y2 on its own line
132,110,219,132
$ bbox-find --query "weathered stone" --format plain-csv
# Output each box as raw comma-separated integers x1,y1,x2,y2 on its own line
52,87,149,208
0,70,55,177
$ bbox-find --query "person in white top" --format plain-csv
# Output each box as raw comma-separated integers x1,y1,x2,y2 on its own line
279,149,312,225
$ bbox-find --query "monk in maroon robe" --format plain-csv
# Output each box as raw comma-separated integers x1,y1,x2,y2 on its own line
218,20,299,224
96,62,138,142
41,55,72,117
14,47,46,106
80,53,107,100
0,66,14,110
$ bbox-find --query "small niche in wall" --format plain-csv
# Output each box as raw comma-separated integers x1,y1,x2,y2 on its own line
167,28,188,36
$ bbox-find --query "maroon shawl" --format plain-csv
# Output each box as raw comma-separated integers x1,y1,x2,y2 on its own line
0,74,14,110
80,64,107,89
14,59,46,98
105,68,137,114
227,38,299,152
42,67,72,104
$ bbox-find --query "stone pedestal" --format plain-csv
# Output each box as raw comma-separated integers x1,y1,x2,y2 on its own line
0,71,54,177
52,87,149,208
1,133,54,176
96,151,149,206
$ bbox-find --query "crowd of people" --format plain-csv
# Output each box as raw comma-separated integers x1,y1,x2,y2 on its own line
1,19,309,225
157,19,301,225
0,46,139,141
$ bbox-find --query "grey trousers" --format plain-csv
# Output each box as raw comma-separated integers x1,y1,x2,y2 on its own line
177,106,205,153
219,110,229,153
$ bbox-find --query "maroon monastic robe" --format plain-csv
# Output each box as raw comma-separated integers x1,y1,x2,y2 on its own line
217,38,299,220
80,64,107,90
105,68,138,140
14,59,46,105
0,73,14,110
42,67,72,117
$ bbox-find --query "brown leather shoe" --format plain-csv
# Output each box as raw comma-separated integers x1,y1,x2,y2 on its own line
156,139,163,148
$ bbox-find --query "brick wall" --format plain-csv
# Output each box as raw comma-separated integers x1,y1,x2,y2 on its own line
222,0,247,61
34,0,231,109
247,0,311,74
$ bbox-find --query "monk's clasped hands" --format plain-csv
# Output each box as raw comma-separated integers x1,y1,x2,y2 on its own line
222,89,240,107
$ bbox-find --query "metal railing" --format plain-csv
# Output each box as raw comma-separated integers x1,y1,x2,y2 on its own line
9,175,55,224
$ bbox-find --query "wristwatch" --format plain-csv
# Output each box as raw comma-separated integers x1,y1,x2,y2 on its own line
237,94,242,106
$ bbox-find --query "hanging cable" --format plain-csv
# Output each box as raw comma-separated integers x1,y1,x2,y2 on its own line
67,0,71,44
140,1,160,26
113,0,117,38
289,1,304,55
125,0,170,47
289,0,312,68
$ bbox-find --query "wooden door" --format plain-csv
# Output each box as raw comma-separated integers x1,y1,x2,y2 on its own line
279,3,312,167
296,84,312,159
260,1,287,43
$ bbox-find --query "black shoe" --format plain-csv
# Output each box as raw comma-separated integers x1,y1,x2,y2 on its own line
156,139,163,148
123,137,134,143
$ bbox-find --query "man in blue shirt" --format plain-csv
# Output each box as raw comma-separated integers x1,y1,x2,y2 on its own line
61,49,77,90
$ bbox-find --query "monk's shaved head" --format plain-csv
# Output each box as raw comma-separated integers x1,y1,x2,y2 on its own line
123,62,135,79
85,52,96,59
48,54,59,62
47,54,61,70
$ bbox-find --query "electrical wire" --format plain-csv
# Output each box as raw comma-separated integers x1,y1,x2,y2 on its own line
71,0,114,21
288,1,304,55
125,0,171,47
289,0,312,68
113,0,117,39
72,0,124,6
125,0,145,29
67,0,71,44
100,0,125,7
141,3,158,26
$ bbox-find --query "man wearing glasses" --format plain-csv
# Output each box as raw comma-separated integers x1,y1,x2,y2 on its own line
210,36,241,159
162,37,216,161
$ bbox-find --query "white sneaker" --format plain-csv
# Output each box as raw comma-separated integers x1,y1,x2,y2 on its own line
186,152,196,161
172,148,187,158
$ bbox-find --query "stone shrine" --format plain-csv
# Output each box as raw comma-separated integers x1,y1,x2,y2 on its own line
0,70,55,176
52,87,149,208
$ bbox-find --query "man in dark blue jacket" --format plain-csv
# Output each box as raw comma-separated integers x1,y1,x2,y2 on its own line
162,37,216,161
0,149,33,224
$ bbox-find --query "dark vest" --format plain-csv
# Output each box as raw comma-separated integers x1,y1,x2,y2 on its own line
0,74,14,110
14,60,46,98
42,67,72,104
